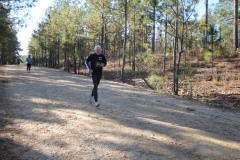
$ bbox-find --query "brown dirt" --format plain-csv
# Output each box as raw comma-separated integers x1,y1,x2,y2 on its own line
0,65,240,160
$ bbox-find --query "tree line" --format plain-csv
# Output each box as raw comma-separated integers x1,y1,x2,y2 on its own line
0,2,19,64
0,0,38,64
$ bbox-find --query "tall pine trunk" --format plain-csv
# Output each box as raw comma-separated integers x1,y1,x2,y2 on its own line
234,0,238,51
173,0,179,95
152,4,156,53
132,8,136,71
121,0,128,82
205,0,208,49
164,3,168,75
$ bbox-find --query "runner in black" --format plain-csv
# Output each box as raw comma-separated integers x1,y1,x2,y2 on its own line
86,45,107,107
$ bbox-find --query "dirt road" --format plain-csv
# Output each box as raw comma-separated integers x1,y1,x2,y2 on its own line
0,65,240,160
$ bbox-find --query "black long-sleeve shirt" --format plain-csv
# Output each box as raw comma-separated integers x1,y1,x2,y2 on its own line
86,53,107,75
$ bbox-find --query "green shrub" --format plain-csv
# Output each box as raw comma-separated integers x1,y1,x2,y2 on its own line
136,46,158,68
215,47,229,57
148,74,167,91
204,50,211,62
215,50,222,57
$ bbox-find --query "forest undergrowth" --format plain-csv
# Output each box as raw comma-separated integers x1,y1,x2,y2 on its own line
101,56,240,111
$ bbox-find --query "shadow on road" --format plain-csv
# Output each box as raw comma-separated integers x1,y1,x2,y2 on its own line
0,65,240,159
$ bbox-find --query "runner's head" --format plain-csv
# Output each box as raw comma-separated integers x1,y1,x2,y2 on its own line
94,45,102,55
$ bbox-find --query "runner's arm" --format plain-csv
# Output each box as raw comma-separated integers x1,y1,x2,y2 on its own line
85,55,92,71
101,55,107,67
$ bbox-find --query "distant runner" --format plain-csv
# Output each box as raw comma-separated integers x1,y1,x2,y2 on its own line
85,45,107,107
26,55,33,72
16,57,23,65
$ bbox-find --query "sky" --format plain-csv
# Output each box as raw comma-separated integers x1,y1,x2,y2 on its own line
16,0,54,55
16,0,219,56
196,0,219,18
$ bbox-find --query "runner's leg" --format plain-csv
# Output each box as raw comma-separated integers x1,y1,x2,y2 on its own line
92,75,98,102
